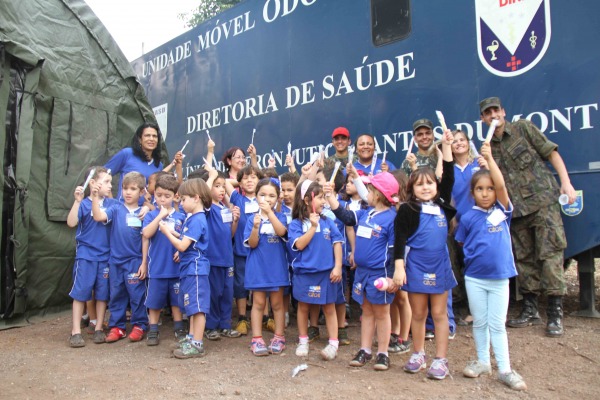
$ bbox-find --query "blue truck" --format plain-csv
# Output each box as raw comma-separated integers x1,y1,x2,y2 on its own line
131,0,600,315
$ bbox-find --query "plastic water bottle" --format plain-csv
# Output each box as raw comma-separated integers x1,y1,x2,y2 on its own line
373,277,389,291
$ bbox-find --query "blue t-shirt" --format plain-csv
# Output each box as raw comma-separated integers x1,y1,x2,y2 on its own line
104,203,143,265
351,208,396,271
230,190,258,257
353,158,396,176
455,201,517,280
243,211,289,288
206,202,234,267
179,211,210,276
75,197,119,262
105,147,163,200
143,208,186,278
288,217,343,273
452,161,480,221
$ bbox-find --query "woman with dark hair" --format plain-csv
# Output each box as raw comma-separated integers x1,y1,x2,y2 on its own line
222,146,248,180
105,122,181,199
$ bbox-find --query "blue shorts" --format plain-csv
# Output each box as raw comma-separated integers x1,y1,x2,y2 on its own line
233,255,248,299
352,268,395,305
293,270,341,305
180,275,210,317
145,277,181,310
69,259,110,302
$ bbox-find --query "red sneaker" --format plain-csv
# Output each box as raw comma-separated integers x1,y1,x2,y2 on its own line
105,327,126,343
129,325,145,342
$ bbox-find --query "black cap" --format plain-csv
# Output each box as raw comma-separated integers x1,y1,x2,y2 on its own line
412,118,434,133
479,97,502,114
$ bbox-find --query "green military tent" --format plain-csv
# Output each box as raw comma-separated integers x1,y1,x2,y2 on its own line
0,0,165,327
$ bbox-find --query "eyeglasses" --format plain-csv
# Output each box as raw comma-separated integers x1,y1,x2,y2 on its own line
231,155,246,161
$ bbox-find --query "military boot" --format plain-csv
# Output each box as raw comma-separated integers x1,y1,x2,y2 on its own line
545,296,564,337
507,294,542,328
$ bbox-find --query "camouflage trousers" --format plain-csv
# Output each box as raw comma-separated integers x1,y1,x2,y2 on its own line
510,203,567,296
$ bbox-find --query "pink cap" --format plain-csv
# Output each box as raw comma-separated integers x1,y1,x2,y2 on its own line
363,172,399,204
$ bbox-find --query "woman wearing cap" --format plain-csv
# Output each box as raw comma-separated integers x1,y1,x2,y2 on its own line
325,170,399,371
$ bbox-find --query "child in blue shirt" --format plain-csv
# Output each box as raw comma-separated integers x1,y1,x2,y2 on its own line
288,181,343,361
455,142,527,391
202,169,242,340
226,165,264,335
141,174,187,346
327,171,399,372
91,171,148,343
67,166,117,347
244,178,289,356
393,129,456,380
159,178,213,359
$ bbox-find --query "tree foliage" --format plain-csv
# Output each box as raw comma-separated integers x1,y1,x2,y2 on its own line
179,0,243,27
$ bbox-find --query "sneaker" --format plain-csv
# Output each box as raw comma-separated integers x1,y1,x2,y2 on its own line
235,319,249,336
204,329,221,341
295,342,309,357
388,333,401,353
251,338,269,356
349,349,373,367
69,333,85,348
404,352,427,373
320,344,338,361
307,326,320,342
269,337,286,354
263,318,276,333
174,328,188,341
105,327,126,343
173,341,205,359
219,328,242,338
146,330,160,346
396,339,411,354
92,330,106,344
129,325,145,342
427,358,450,380
448,331,456,340
463,360,492,378
85,321,97,335
498,370,527,391
171,336,189,350
425,330,435,340
338,328,350,346
374,353,390,371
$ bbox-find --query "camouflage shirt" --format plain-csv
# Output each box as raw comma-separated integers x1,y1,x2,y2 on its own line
401,151,438,176
490,119,560,218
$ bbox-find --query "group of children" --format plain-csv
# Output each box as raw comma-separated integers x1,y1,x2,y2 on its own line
67,128,526,390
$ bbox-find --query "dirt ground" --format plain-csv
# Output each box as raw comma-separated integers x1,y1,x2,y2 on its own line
1,265,599,400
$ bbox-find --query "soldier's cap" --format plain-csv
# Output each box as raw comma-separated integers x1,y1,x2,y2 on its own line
332,126,350,138
412,118,434,133
479,97,502,114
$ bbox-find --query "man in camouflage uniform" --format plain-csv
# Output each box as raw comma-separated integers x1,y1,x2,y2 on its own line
327,126,356,169
401,118,438,176
479,97,576,337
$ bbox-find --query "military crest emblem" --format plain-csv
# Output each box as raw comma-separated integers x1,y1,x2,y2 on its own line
561,190,583,217
476,0,551,77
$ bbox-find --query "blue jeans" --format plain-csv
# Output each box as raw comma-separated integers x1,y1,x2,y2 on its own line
465,276,511,373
